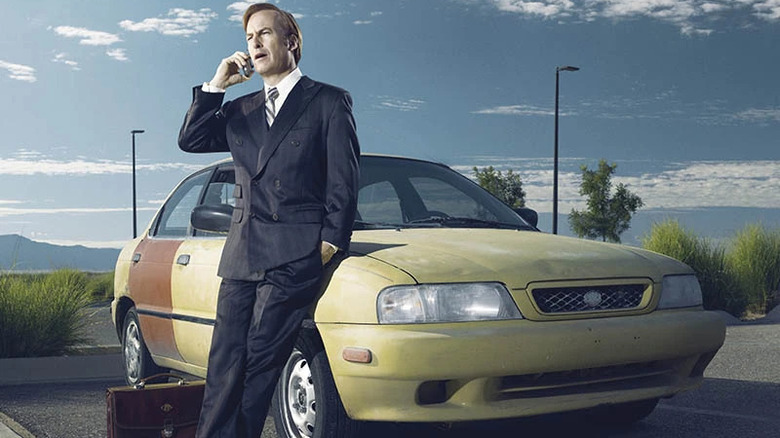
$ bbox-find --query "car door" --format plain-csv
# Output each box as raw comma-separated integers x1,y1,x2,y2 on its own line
170,165,235,369
127,168,213,364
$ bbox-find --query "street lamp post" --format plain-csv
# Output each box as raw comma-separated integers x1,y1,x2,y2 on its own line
131,129,145,238
553,65,579,235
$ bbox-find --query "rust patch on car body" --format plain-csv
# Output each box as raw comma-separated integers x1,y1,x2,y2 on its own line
128,238,185,362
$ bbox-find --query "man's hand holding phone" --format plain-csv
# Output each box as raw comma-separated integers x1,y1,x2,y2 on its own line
209,51,253,90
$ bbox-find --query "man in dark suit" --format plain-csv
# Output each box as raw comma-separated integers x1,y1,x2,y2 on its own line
178,3,359,436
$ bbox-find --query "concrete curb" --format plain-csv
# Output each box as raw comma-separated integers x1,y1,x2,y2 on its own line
0,411,32,438
0,351,123,386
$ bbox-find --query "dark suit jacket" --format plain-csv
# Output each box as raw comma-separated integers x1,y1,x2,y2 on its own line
178,76,360,279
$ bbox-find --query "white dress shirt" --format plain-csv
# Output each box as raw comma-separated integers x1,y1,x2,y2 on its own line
202,67,302,117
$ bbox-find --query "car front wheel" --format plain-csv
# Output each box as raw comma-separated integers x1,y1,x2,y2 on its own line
272,329,363,438
121,307,163,385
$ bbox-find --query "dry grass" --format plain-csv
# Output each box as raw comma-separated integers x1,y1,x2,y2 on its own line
642,220,780,317
0,269,92,358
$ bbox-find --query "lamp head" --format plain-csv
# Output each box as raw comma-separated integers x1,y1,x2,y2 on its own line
557,66,580,72
131,130,145,134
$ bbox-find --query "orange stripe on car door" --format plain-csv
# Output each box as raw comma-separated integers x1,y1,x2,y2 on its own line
128,238,185,362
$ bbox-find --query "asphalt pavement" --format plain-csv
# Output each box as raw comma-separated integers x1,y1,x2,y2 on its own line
1,305,778,437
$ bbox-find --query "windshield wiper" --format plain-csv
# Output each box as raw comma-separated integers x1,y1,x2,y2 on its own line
407,216,534,230
353,220,406,230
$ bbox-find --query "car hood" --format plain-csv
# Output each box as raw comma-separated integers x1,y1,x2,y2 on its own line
349,229,691,289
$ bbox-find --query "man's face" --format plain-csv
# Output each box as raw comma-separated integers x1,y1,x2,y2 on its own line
246,10,296,83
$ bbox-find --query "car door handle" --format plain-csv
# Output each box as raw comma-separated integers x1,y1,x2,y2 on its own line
132,253,141,263
176,254,191,266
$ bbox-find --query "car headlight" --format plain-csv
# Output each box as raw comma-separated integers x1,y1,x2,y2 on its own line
377,283,523,324
658,275,703,309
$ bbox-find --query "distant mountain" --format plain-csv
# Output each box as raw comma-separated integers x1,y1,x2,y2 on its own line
0,235,120,272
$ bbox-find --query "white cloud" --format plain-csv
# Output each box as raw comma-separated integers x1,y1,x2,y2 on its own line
753,0,780,20
13,149,43,158
0,156,202,176
485,0,780,35
681,24,714,35
473,104,577,116
226,3,305,22
106,48,129,62
452,158,780,212
474,104,551,116
495,0,575,18
0,200,22,205
478,95,780,126
353,20,373,25
0,60,36,83
374,96,426,111
52,53,80,71
700,2,728,13
731,107,780,123
34,239,127,249
0,206,157,218
370,11,384,16
227,1,255,22
119,8,218,37
53,26,122,45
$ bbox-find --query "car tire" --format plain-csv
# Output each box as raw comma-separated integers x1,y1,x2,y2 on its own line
121,307,163,386
272,329,363,438
593,398,660,426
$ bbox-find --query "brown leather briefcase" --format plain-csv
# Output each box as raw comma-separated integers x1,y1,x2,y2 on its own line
106,373,205,438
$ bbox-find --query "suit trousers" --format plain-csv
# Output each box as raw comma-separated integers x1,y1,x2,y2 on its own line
195,250,323,438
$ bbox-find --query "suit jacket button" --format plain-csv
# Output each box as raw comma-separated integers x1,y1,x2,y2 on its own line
274,179,281,188
272,213,279,221
235,138,243,145
252,180,259,186
290,140,300,147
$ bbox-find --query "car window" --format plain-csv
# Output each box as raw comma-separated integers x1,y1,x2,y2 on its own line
409,176,500,222
358,180,403,223
202,168,235,207
153,170,211,238
194,167,235,238
357,157,529,229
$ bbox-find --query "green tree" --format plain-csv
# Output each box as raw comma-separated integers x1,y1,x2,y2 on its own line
473,166,526,208
569,159,643,243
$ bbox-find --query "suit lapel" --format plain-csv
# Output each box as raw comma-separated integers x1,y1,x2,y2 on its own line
255,76,321,176
244,89,268,158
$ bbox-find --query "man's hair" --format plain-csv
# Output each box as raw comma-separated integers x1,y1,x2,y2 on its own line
243,3,302,64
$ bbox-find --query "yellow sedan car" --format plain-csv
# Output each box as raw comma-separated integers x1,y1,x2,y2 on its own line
113,154,725,438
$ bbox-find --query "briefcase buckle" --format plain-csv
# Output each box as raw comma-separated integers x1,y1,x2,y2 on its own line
162,419,174,438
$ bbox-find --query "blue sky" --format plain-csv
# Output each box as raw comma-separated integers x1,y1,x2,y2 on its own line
1,0,778,248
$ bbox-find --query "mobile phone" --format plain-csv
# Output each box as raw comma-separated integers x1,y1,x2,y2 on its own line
242,58,253,78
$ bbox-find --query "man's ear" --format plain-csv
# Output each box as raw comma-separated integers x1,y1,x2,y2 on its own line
286,35,299,51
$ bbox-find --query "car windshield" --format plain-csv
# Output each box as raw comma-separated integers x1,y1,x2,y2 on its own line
356,156,534,230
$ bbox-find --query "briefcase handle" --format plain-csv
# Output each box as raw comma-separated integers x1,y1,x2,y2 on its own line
133,373,188,389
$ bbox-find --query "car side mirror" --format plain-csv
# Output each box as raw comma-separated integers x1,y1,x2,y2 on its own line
513,207,538,228
191,204,233,233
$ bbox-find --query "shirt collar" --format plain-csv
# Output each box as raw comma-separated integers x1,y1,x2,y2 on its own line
264,67,302,110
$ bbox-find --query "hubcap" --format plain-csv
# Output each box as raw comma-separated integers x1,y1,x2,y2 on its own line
283,349,316,437
123,319,142,383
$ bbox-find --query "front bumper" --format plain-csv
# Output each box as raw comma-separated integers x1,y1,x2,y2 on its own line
318,309,725,422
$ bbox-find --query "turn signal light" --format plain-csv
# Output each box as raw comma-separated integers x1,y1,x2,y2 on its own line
342,347,372,364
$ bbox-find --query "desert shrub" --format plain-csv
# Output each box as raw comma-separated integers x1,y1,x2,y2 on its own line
86,271,115,302
726,224,780,313
642,220,747,316
0,269,91,358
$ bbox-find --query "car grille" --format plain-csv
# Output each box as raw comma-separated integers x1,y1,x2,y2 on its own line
532,284,646,313
496,360,677,399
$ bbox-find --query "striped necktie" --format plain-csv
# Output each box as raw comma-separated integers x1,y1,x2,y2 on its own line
265,87,279,126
